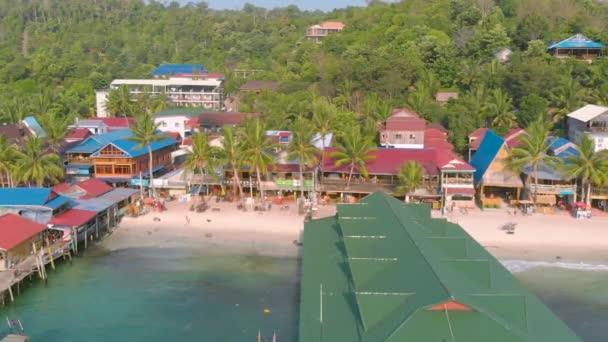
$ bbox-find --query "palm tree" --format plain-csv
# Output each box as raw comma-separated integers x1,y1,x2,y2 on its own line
330,126,376,188
287,118,320,199
549,77,585,124
184,132,213,190
15,136,64,187
106,85,134,117
40,111,72,152
241,119,275,201
150,91,171,114
129,112,166,198
485,88,515,134
0,136,18,187
508,118,558,205
396,161,425,203
312,97,337,175
561,135,608,207
221,126,245,200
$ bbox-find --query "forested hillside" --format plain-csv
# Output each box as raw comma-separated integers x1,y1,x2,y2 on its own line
1,0,608,154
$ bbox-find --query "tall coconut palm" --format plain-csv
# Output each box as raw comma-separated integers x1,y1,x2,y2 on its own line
241,119,275,201
561,135,608,207
287,118,320,199
508,118,558,205
396,161,425,203
15,136,64,187
106,85,134,117
312,98,336,175
184,132,213,189
221,126,245,200
549,77,585,124
485,88,515,134
330,126,376,188
129,112,166,198
0,136,18,187
39,111,72,152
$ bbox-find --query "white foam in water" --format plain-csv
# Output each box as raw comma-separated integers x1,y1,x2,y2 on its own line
502,260,608,273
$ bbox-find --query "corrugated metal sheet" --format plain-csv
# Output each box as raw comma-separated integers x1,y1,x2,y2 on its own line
151,64,206,76
566,104,608,122
548,34,605,50
470,130,504,183
67,129,133,154
22,116,46,138
72,198,115,213
92,134,177,158
0,188,70,208
49,209,97,227
97,188,139,203
298,192,582,342
0,214,46,251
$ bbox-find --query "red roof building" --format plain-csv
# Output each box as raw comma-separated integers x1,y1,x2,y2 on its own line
424,128,454,151
0,214,46,252
76,178,113,198
379,109,427,148
323,148,439,176
65,128,92,143
504,128,527,148
49,209,97,228
95,117,135,130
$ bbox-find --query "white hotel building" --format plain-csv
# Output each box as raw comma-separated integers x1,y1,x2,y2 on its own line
95,73,224,117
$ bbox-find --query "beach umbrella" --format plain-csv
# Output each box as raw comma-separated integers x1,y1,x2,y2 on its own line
575,202,587,208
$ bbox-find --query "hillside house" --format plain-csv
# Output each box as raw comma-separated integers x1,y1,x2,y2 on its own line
548,34,605,61
306,21,345,43
567,104,608,152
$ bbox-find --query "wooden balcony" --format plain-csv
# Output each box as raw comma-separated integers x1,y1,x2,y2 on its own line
67,157,92,165
526,183,576,195
591,187,608,199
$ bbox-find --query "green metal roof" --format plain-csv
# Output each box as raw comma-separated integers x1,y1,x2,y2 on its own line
299,192,581,342
153,107,206,117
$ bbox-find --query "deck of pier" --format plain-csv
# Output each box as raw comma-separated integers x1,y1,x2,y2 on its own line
1,335,29,342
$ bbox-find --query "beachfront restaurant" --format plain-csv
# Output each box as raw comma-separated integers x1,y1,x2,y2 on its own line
0,214,47,271
97,188,140,217
470,130,523,207
71,198,117,246
522,162,577,211
48,209,98,253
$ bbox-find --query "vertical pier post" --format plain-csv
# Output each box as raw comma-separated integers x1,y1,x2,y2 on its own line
8,285,14,303
48,247,55,270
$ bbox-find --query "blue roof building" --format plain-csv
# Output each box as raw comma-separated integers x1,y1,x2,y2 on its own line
22,116,46,138
151,64,206,76
548,34,605,60
547,137,580,159
470,130,523,198
0,188,71,224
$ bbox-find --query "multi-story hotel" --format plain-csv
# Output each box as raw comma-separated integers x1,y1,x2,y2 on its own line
95,64,224,117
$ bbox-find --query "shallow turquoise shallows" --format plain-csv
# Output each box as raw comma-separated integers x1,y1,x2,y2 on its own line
0,247,606,342
1,246,299,342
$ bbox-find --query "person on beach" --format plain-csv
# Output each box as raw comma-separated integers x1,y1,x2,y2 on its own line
185,215,190,225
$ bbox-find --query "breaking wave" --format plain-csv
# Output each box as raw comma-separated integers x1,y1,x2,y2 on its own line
502,260,608,273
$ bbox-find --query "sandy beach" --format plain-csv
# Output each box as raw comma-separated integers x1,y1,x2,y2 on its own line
104,198,608,263
102,198,336,258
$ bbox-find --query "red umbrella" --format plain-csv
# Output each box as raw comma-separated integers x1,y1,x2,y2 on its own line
575,202,587,208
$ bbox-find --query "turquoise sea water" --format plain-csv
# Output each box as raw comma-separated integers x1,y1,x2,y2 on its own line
0,247,606,341
0,246,300,342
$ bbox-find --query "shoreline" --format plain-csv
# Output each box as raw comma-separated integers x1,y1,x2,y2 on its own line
102,200,608,267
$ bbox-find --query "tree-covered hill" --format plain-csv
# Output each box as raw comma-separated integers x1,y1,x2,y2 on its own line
1,0,608,155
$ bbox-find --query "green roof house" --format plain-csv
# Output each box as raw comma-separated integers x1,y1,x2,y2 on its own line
298,192,581,342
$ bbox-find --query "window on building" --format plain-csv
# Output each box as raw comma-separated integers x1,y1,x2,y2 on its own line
100,145,124,156
175,122,180,127
96,164,113,174
114,165,131,175
161,121,167,127
409,134,416,139
395,134,402,139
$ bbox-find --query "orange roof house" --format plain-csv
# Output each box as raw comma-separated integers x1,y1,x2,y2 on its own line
306,21,345,43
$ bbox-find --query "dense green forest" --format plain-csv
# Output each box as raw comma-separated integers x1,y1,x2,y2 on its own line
1,0,608,155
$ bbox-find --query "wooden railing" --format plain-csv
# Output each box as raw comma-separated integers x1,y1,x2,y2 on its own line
527,183,576,194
